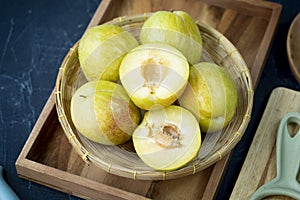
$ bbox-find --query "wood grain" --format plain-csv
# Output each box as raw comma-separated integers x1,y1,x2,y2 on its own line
287,13,300,83
15,0,282,199
230,87,300,200
89,0,281,87
147,167,213,199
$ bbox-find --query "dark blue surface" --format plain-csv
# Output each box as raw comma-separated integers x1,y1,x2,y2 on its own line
0,0,100,199
0,0,299,199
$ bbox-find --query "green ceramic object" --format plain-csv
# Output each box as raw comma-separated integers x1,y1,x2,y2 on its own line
0,166,20,200
250,112,300,200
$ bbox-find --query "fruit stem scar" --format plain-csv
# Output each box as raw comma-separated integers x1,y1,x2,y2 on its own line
79,94,87,98
150,90,155,95
147,83,158,95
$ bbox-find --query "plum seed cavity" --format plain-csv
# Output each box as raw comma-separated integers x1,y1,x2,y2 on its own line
147,122,182,148
141,57,168,95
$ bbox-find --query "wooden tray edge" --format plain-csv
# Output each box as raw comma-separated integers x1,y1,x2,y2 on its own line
16,89,56,164
16,158,150,200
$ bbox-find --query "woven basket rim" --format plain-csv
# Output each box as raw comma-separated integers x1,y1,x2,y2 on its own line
55,13,254,180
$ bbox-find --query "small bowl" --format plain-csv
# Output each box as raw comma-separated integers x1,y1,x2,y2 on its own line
287,13,300,83
55,13,253,180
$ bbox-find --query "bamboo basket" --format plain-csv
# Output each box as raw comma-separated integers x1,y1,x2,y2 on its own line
55,13,253,180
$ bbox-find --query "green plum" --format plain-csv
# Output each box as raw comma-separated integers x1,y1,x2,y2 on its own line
179,62,238,132
140,10,202,64
78,24,138,82
70,80,141,145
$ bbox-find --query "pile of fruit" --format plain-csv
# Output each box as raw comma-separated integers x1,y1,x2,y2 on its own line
70,10,238,171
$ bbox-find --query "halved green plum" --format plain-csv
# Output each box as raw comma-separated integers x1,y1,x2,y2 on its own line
119,43,189,110
132,105,201,171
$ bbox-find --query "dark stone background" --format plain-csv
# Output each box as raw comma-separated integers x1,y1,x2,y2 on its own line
0,0,299,199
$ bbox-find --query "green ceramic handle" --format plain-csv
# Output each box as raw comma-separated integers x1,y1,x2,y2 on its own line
250,112,300,200
0,166,20,200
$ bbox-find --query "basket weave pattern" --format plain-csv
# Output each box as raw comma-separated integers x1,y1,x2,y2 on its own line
55,13,253,180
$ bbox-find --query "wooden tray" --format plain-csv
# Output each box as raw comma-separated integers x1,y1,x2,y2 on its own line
230,87,300,200
15,0,282,199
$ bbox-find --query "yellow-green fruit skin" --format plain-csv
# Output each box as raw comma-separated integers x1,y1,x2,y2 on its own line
71,81,141,145
179,62,238,132
78,24,138,82
132,105,201,171
140,11,202,64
